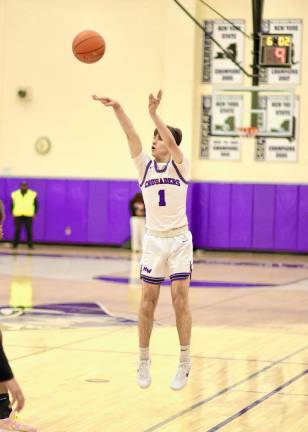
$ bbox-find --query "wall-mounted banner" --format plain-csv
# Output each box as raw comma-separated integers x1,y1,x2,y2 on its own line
212,94,244,135
200,96,241,160
257,94,294,138
202,20,245,84
255,97,299,162
260,19,302,84
207,138,241,161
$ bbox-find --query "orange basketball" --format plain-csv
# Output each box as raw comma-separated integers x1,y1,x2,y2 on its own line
72,30,106,64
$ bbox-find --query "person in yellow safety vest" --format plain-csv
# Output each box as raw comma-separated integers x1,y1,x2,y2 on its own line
0,199,4,240
11,182,38,249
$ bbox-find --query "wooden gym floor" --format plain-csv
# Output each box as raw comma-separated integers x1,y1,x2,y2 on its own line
0,243,307,431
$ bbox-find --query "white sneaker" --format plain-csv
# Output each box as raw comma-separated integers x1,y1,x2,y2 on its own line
137,359,151,388
170,361,192,391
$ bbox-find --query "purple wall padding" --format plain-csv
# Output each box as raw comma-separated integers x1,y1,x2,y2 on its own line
26,179,47,242
107,181,133,243
186,184,193,233
252,185,276,250
4,178,24,240
66,181,89,243
230,184,253,249
208,183,231,248
274,185,298,251
87,181,109,244
190,183,210,248
297,186,308,252
45,180,68,242
0,177,308,252
0,179,7,224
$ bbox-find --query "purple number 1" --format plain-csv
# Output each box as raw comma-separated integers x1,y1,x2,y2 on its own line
158,189,166,206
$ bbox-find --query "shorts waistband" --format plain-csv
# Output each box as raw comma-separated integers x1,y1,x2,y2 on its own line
146,225,189,238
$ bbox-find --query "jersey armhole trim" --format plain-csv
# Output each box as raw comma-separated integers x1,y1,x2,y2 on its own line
140,160,152,187
172,161,188,185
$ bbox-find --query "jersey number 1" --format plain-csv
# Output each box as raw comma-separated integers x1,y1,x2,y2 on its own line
158,189,166,206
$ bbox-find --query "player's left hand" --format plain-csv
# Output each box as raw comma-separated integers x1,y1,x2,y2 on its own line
148,90,162,116
4,378,25,412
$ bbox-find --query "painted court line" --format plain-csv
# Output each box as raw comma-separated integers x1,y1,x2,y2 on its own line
9,327,126,363
144,344,308,432
233,389,308,398
207,369,308,431
0,251,130,261
194,259,308,270
93,275,274,288
1,251,308,270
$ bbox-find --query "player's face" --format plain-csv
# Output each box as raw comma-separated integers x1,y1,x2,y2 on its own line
152,132,169,160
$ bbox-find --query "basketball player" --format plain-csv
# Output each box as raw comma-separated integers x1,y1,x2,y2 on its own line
0,202,37,431
92,90,193,390
0,338,37,431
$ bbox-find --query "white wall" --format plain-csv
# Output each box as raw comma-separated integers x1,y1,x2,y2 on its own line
192,0,308,183
0,0,196,179
2,0,307,184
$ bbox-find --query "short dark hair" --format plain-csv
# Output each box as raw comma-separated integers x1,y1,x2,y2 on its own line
154,126,182,146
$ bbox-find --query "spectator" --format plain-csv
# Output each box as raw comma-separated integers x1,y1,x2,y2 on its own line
11,182,38,249
129,192,146,253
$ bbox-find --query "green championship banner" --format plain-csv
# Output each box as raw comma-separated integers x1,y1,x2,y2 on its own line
255,97,299,162
202,20,245,84
200,95,241,160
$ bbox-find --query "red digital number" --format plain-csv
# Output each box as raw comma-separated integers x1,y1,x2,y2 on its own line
275,47,286,64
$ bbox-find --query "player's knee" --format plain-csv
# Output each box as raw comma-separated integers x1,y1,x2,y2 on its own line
140,296,157,315
140,300,156,317
172,293,188,311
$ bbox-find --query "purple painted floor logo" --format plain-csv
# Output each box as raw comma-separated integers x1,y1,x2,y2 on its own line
0,302,137,330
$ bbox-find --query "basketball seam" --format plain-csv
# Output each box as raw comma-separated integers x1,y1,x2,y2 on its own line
73,36,104,51
75,47,105,56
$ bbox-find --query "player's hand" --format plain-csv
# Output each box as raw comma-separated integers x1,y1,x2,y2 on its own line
92,95,120,109
148,90,162,116
0,224,3,240
4,378,25,412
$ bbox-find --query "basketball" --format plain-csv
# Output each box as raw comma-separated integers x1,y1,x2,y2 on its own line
72,30,106,64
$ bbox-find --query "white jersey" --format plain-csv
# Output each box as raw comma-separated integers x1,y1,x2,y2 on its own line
133,152,189,232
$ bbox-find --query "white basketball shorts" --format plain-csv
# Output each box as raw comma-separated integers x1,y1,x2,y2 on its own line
140,231,193,284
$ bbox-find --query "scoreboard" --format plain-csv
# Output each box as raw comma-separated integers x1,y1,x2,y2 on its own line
259,34,293,67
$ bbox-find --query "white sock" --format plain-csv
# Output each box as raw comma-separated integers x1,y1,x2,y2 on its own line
180,345,191,363
139,347,150,361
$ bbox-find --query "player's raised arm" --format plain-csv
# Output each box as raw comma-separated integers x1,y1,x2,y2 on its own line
148,90,183,164
92,95,142,158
